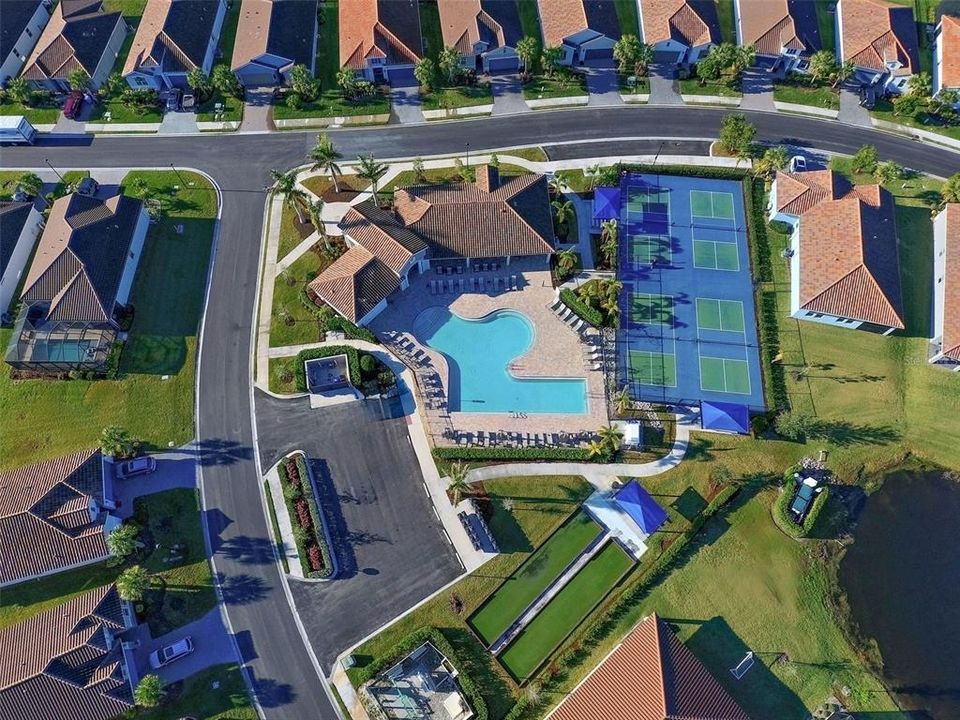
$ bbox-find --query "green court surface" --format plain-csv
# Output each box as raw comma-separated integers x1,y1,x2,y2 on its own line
629,234,671,265
469,512,601,646
696,298,745,332
627,187,670,214
699,356,751,393
693,239,739,270
498,541,634,682
690,190,735,219
629,350,677,387
630,293,674,325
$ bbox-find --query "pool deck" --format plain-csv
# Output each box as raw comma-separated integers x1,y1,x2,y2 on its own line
369,257,609,442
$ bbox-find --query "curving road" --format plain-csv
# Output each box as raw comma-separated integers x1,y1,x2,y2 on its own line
3,107,958,720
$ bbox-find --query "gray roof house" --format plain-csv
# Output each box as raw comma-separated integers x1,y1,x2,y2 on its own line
0,0,52,85
231,0,318,86
0,200,44,319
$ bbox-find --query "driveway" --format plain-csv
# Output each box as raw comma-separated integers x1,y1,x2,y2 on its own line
158,110,198,134
740,67,775,111
586,68,623,107
130,608,236,685
112,447,199,519
839,81,872,126
389,85,424,124
649,63,682,105
240,86,275,132
253,392,461,668
491,74,527,116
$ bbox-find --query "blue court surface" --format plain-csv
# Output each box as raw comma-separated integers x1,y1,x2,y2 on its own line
616,172,764,409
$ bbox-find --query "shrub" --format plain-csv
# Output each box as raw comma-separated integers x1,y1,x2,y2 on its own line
134,675,162,707
775,409,812,441
276,453,334,579
307,543,325,571
559,288,604,327
359,353,377,376
769,219,793,235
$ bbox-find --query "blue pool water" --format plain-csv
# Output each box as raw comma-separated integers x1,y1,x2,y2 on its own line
413,308,588,414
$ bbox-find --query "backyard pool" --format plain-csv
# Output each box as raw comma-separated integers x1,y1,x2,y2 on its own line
413,308,587,414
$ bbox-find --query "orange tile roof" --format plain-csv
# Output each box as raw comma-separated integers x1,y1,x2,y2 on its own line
938,15,960,89
308,245,400,322
438,0,506,55
539,0,619,47
547,613,750,720
122,0,222,76
21,0,123,81
639,0,719,47
339,0,423,70
939,204,960,360
737,0,806,55
840,0,919,75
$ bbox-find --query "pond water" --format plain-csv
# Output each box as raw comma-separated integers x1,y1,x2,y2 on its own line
838,469,960,719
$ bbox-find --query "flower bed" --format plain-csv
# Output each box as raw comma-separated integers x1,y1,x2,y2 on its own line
277,452,334,579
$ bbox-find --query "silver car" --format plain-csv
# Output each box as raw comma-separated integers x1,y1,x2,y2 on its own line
116,456,156,479
149,637,194,669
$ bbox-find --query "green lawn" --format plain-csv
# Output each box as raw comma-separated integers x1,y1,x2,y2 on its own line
197,91,244,123
0,171,216,469
870,98,960,141
136,664,256,720
517,0,542,47
813,0,836,52
300,174,370,200
680,77,742,98
501,146,547,162
421,84,493,111
0,100,61,124
419,0,445,62
277,202,311,260
523,73,589,100
269,356,299,394
773,77,839,110
619,74,650,95
272,90,390,120
470,512,601,645
316,0,340,90
89,98,164,124
499,541,634,682
270,245,328,348
216,0,243,66
102,0,147,78
715,0,737,44
614,0,640,36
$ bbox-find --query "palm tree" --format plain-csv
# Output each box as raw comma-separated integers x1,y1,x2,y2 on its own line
942,173,960,205
832,60,855,89
356,154,388,206
448,461,470,505
634,43,654,77
116,565,150,601
556,248,578,275
586,440,606,459
309,134,343,193
598,424,623,452
808,50,836,85
270,169,308,223
16,172,43,199
552,199,574,237
306,198,331,251
601,294,620,322
600,278,622,302
548,175,567,196
615,386,631,416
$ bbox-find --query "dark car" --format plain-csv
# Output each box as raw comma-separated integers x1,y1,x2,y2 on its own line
790,478,820,520
63,90,84,119
116,456,156,479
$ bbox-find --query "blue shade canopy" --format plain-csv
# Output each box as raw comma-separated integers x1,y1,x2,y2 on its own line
614,481,668,534
700,401,750,434
593,186,620,221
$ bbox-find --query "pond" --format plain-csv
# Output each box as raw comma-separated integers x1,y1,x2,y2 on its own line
838,469,960,719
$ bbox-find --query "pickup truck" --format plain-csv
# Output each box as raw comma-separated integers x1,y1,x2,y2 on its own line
0,116,37,145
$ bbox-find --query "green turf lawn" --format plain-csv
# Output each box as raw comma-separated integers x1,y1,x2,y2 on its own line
714,0,737,44
301,174,370,200
870,98,960,141
0,100,61,124
499,541,634,682
277,202,310,260
270,245,328,348
679,77,742,98
813,0,836,52
316,0,340,90
421,84,493,111
517,1,542,49
135,664,255,720
0,171,216,469
419,0,445,62
197,91,244,124
523,73,589,100
100,0,148,85
614,0,640,36
469,512,601,645
272,90,390,120
773,77,840,110
89,98,164,124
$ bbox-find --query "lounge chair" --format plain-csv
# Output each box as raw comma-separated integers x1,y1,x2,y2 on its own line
459,278,465,292
510,275,518,291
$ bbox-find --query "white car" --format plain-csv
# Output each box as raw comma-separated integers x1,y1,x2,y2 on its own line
149,637,194,669
789,155,807,172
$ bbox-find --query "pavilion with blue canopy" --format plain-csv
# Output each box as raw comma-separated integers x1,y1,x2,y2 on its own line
700,400,750,434
613,480,668,535
592,186,620,228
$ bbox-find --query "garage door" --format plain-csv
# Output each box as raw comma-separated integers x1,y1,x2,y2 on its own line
237,68,278,87
487,56,520,74
387,67,417,88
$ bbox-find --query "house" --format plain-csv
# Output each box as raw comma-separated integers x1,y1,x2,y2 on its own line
0,583,137,720
438,0,525,74
231,0,318,87
546,613,750,720
310,166,553,325
122,0,227,91
638,0,720,65
538,0,622,66
340,0,423,84
770,170,904,333
5,192,149,372
0,449,119,587
836,0,919,94
735,0,821,72
0,200,44,318
932,14,960,103
20,0,127,91
0,0,52,85
931,204,960,369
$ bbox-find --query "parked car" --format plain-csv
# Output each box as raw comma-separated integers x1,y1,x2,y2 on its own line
789,476,821,521
74,176,99,197
149,637,194,669
182,92,196,110
116,456,156,479
789,155,807,172
63,90,84,119
166,89,182,111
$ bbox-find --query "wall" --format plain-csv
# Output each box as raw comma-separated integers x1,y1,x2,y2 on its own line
0,207,43,314
931,208,947,345
0,3,50,85
91,16,128,89
202,0,229,75
115,208,151,307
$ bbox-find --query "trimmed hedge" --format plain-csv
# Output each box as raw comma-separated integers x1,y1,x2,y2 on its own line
618,162,750,181
559,288,604,327
773,468,830,538
745,178,773,283
277,453,334,579
433,446,593,462
353,628,488,720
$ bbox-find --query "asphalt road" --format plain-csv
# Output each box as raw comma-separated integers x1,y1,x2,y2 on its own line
3,107,958,720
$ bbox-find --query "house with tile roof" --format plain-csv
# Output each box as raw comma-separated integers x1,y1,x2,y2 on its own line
538,0,621,66
310,166,553,324
5,192,149,372
122,0,227,91
231,0,318,87
0,583,137,720
340,0,423,84
638,0,720,65
933,14,960,105
546,613,750,720
770,170,904,334
931,204,960,369
438,0,525,74
0,200,44,318
20,0,127,91
0,0,51,85
0,449,119,587
836,0,920,94
734,0,820,72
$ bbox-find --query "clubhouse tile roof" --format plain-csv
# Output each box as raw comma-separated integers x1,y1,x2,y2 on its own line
639,0,720,47
339,0,423,69
231,0,317,71
939,204,960,360
123,0,223,76
539,0,622,47
21,0,122,82
0,449,109,586
308,244,400,323
840,0,920,75
547,613,750,720
938,15,960,90
0,583,133,720
738,0,820,55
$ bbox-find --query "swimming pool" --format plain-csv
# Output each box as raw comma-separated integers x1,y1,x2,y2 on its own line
413,308,587,414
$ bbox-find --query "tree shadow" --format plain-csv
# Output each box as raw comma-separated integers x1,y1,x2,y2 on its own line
232,629,258,664
807,420,900,446
672,486,707,522
442,627,517,719
195,438,254,466
309,458,358,579
250,673,296,709
218,535,277,566
216,572,270,606
486,498,533,554
203,507,233,555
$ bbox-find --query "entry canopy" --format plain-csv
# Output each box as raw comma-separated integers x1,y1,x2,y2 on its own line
700,401,750,434
614,480,668,535
593,186,620,222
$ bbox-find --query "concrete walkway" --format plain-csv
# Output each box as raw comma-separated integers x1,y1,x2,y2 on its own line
649,63,682,105
569,193,596,269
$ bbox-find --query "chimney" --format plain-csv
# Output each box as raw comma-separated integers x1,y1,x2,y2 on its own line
476,164,499,194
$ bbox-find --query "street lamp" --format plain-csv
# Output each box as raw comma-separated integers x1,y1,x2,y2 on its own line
465,142,470,168
44,158,66,184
